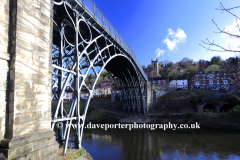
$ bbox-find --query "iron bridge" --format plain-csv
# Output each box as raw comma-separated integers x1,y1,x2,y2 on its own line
51,0,148,154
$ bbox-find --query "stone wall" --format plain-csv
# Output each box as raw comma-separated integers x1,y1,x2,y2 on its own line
146,82,153,111
7,0,53,140
0,0,58,159
0,0,9,143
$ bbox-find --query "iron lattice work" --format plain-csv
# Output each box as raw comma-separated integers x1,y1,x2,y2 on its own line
51,0,147,154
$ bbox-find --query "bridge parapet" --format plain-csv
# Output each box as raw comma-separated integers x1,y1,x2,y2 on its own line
68,0,147,80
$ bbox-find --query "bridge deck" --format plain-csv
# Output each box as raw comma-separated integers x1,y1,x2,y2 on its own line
68,0,147,80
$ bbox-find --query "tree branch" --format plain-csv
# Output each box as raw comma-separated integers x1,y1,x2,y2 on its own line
199,38,240,53
212,20,240,38
216,2,240,19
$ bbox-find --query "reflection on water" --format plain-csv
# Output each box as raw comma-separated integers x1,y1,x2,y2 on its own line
81,129,240,160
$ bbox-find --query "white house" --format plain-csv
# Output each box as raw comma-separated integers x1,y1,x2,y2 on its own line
92,88,98,98
169,78,188,89
63,92,72,101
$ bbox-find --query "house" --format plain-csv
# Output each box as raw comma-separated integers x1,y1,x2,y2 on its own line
101,80,113,86
97,85,113,97
148,77,169,88
92,87,98,98
169,78,188,89
188,71,234,90
62,92,73,101
80,92,89,99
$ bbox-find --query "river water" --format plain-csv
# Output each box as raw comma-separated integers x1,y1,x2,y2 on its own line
80,129,240,160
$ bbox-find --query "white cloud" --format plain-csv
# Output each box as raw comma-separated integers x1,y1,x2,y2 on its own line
220,52,239,60
163,28,187,51
155,48,165,58
168,28,175,36
220,18,240,52
221,18,240,38
163,39,176,51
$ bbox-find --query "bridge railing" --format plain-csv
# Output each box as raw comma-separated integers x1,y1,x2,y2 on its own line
77,0,147,80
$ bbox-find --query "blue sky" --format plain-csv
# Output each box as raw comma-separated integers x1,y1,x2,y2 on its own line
92,0,240,66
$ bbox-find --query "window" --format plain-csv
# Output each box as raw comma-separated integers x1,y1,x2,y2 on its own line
203,81,205,85
209,80,213,84
196,78,198,80
196,81,199,85
153,81,155,84
203,77,205,80
217,77,219,79
224,80,228,84
217,80,219,84
217,74,219,76
158,80,160,83
196,75,198,77
163,80,165,84
224,76,226,79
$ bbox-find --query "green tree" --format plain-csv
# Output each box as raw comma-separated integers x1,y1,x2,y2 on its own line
89,73,93,80
204,64,220,73
198,59,209,70
183,66,198,79
210,56,221,65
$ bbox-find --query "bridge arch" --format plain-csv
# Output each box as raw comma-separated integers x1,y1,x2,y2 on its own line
51,0,147,154
203,103,217,112
219,104,235,112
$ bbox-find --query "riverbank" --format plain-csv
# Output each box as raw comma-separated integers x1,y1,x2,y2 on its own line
59,148,93,160
53,96,240,131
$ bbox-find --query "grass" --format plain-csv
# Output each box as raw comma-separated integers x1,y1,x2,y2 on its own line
61,148,88,160
159,89,218,100
229,105,240,112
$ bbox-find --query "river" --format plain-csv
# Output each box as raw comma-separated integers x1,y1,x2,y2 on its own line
80,129,240,160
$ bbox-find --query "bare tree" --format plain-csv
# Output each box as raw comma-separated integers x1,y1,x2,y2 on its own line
200,3,240,53
200,2,240,100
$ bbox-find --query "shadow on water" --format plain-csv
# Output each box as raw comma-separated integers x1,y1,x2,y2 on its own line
54,127,240,160
81,129,240,160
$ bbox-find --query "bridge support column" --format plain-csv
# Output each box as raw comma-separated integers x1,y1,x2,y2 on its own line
146,82,153,112
0,0,58,159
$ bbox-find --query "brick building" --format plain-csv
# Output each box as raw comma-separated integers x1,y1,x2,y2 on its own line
148,77,169,87
188,71,234,90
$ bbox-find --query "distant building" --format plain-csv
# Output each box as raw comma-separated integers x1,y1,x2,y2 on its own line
148,77,169,87
169,78,188,89
97,85,113,96
63,92,72,101
101,80,113,86
188,71,234,90
92,88,98,98
144,59,159,78
80,92,89,99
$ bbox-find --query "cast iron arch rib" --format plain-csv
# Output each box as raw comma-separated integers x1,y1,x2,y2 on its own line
51,0,147,154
